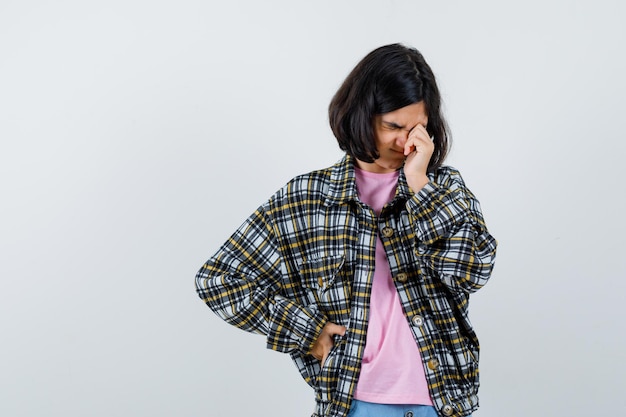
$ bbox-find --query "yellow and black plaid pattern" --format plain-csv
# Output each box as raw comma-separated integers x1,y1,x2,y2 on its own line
196,155,497,417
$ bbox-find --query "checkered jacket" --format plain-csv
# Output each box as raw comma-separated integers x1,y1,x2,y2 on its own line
195,155,497,417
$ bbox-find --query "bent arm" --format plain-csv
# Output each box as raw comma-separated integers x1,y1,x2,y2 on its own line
195,205,327,354
406,168,497,293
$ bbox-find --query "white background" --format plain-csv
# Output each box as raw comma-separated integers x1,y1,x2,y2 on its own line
1,1,625,416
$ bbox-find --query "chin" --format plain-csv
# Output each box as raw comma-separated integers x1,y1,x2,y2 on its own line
378,162,402,172
387,159,405,169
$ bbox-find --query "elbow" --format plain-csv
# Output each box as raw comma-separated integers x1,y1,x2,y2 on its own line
441,251,497,295
195,267,212,301
441,270,491,295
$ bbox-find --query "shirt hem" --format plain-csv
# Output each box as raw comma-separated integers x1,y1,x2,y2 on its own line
353,392,434,406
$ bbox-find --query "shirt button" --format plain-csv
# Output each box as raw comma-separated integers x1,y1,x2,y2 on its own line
396,272,408,283
405,412,414,417
381,227,394,238
427,358,440,370
441,405,454,416
412,315,424,326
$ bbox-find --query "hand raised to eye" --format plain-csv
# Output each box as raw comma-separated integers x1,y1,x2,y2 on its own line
403,124,434,192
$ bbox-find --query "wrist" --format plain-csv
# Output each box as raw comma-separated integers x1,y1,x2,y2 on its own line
406,174,429,192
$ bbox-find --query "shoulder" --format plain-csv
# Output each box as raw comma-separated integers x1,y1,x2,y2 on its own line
265,163,337,210
430,165,466,185
287,166,334,194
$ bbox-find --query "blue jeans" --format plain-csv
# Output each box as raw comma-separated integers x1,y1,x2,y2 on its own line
347,400,472,417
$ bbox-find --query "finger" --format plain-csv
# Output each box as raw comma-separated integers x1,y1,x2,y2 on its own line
409,124,429,139
404,136,427,155
408,128,435,148
410,131,431,144
404,128,427,154
404,140,414,156
326,323,347,336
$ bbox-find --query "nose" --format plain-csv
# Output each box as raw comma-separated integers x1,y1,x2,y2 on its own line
396,130,409,147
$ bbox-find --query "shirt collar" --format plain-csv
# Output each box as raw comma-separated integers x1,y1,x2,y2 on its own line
323,154,413,207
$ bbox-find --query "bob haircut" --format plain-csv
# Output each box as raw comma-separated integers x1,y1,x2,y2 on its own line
329,43,451,172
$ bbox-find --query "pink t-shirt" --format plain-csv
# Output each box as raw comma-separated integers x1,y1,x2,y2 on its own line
353,167,433,405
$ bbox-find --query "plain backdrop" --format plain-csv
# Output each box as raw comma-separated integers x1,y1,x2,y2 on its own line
1,1,625,416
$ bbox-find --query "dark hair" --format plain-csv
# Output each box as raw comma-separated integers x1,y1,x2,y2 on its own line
329,43,451,171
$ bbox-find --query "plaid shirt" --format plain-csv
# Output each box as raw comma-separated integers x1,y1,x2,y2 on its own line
196,155,497,417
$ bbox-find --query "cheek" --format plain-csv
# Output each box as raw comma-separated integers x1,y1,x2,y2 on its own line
375,131,394,148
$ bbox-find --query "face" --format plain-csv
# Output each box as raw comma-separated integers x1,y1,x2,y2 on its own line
356,101,429,173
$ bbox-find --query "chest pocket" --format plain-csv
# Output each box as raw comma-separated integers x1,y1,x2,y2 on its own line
299,254,352,323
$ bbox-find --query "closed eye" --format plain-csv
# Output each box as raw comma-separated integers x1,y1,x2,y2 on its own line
383,122,403,130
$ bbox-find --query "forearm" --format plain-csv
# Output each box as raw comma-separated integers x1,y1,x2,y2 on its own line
267,295,327,354
196,265,327,354
407,170,497,293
